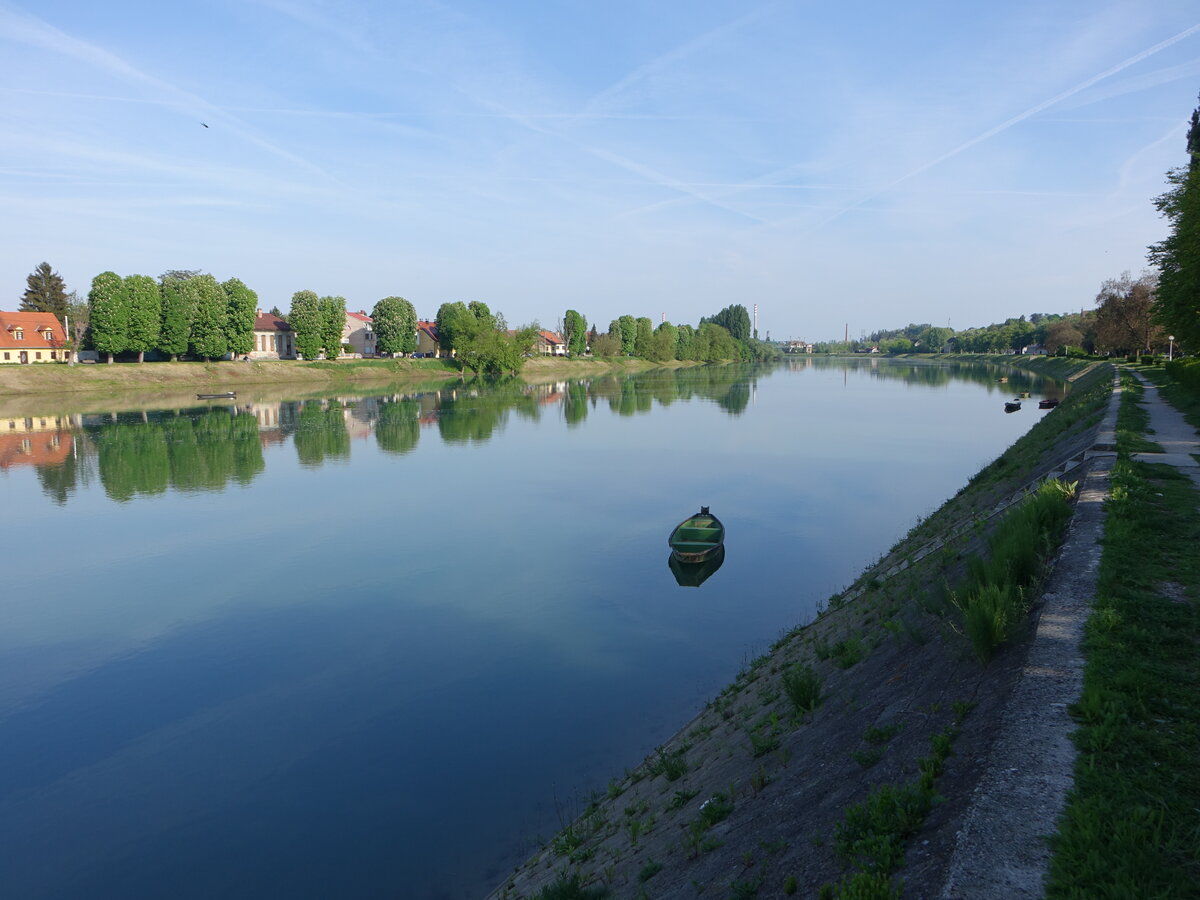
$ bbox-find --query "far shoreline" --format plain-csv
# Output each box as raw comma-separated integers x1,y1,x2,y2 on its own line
0,354,699,399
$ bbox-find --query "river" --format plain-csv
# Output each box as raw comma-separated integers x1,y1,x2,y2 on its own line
0,358,1057,898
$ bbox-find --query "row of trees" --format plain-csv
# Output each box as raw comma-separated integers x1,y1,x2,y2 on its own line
84,270,258,363
565,304,775,364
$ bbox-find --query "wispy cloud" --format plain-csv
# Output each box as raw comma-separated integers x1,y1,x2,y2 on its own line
0,4,337,180
807,21,1200,231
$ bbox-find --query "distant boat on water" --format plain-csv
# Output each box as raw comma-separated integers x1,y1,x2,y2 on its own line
1004,399,1022,412
1038,398,1059,409
197,391,237,400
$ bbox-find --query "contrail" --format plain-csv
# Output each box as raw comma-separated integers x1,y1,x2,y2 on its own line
811,21,1200,230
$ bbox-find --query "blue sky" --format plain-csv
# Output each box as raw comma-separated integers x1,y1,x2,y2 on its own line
2,0,1198,340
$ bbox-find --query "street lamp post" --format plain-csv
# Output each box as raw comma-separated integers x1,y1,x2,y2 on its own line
1169,335,1175,362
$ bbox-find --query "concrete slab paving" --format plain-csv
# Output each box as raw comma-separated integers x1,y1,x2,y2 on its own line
1128,369,1200,490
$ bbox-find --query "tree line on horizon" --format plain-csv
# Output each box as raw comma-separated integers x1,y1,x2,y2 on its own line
842,92,1200,360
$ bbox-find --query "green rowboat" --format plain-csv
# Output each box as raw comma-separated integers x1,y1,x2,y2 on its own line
668,506,725,563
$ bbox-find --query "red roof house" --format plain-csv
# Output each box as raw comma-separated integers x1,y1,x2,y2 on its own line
0,311,69,364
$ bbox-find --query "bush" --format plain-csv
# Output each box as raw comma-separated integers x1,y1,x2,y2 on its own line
1165,358,1200,394
782,662,822,714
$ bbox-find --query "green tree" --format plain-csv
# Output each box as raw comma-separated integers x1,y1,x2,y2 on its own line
188,274,229,360
648,321,678,361
158,271,197,361
703,304,751,342
467,300,495,330
457,324,540,375
20,262,69,323
563,309,587,355
590,332,621,357
371,296,418,355
1149,93,1200,352
123,274,161,362
223,277,258,357
289,290,323,360
88,271,128,363
318,295,347,359
675,323,696,359
1094,271,1159,355
617,315,637,354
634,317,653,357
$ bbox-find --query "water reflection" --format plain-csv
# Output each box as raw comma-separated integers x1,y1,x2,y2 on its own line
3,366,768,507
669,545,726,587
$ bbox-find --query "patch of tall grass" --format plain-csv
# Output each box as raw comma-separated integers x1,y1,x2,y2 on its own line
954,479,1075,661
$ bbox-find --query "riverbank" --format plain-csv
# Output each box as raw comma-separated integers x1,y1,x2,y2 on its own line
0,355,689,398
490,357,1122,899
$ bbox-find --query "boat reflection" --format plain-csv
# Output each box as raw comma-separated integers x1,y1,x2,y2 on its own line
668,545,725,587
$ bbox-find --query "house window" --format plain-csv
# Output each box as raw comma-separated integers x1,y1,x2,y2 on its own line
50,351,57,359
44,330,54,340
35,352,42,360
3,352,8,360
14,328,23,340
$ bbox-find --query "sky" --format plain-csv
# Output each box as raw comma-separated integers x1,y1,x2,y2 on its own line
2,0,1198,341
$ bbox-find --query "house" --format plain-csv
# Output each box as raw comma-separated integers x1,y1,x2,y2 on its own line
250,310,296,359
416,321,443,357
0,311,70,364
536,330,566,356
344,310,376,357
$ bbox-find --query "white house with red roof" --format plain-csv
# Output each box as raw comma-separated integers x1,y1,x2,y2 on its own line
250,310,296,359
0,311,70,364
344,310,376,357
536,330,566,356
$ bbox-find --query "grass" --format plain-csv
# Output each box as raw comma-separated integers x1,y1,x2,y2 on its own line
535,872,608,899
1046,451,1200,896
954,479,1075,661
782,662,822,715
823,722,961,898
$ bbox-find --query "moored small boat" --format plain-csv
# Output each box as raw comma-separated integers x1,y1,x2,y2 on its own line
668,506,725,563
197,391,237,400
1004,399,1021,412
1038,398,1059,409
997,377,1008,383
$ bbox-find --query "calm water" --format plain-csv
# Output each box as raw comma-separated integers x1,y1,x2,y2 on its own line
0,359,1056,898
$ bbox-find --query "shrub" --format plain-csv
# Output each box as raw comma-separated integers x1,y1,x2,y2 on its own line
782,663,822,714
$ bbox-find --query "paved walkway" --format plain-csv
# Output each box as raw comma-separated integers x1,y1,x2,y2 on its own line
943,368,1200,898
1128,369,1200,490
940,371,1119,899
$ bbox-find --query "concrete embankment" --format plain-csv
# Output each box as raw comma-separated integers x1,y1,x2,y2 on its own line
490,358,1118,900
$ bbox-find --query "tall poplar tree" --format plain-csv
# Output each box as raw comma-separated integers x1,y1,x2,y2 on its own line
158,270,198,361
187,274,229,360
371,296,418,355
634,316,653,357
20,262,69,323
88,271,129,363
223,277,258,357
123,274,161,362
618,315,637,354
318,295,347,359
563,309,587,355
1149,93,1200,351
289,290,323,360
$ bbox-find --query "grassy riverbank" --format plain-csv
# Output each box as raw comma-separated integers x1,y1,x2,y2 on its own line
0,354,685,397
1046,369,1200,897
491,358,1116,899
